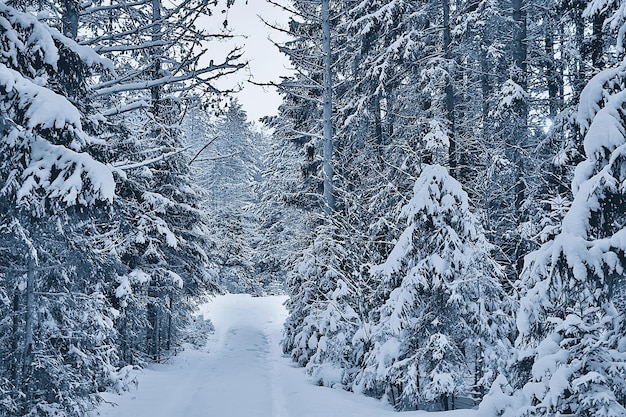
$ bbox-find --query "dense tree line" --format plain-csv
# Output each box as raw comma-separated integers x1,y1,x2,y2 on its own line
0,0,244,415
3,0,626,414
268,0,626,414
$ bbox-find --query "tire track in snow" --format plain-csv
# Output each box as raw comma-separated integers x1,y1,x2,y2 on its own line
265,319,289,417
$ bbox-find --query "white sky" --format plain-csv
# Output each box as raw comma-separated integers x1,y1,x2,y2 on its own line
202,0,293,122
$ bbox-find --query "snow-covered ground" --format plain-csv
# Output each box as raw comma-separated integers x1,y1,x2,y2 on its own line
93,294,477,417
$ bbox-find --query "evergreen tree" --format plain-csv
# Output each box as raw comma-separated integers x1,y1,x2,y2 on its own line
108,105,215,363
354,165,510,410
81,0,243,362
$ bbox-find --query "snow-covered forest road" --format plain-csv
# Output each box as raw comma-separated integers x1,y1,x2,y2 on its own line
93,295,475,417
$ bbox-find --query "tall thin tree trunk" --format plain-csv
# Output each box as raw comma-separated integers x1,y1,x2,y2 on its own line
512,0,528,274
474,345,484,403
20,256,36,410
573,0,585,98
443,0,456,176
11,283,19,384
385,86,395,142
146,0,163,364
61,0,79,39
545,19,559,118
480,48,490,139
166,295,173,351
155,306,161,361
372,94,383,145
321,0,335,215
120,315,130,365
152,0,162,116
512,0,527,81
591,13,605,71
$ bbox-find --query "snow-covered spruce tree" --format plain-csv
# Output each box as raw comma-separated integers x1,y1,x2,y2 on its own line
105,101,216,364
335,0,422,296
251,167,303,294
0,215,127,417
254,108,313,294
354,165,510,411
0,4,125,415
282,221,361,386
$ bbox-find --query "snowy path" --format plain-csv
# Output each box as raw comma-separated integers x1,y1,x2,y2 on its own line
94,295,476,417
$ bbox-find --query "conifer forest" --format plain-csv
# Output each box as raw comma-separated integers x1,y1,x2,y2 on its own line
2,0,626,415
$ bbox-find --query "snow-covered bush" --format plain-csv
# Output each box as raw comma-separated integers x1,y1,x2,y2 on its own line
183,316,215,349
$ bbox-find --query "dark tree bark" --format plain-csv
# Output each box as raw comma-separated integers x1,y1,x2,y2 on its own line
443,0,456,177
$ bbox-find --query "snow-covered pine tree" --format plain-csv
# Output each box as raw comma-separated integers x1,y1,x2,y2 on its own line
355,165,510,411
282,221,361,386
106,102,215,363
257,41,342,301
253,104,314,294
282,226,333,367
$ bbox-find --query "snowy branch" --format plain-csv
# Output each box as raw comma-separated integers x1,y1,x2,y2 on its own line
112,147,192,171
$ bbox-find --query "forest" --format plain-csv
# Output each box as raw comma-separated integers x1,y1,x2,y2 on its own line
0,0,626,415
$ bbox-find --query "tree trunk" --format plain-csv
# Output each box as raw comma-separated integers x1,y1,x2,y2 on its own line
321,0,335,215
573,0,585,98
385,86,395,143
442,0,456,177
61,0,79,39
166,295,173,351
545,18,559,118
151,0,162,116
20,256,36,409
11,284,19,384
591,13,605,71
474,341,484,404
372,94,383,146
120,315,130,365
512,0,528,275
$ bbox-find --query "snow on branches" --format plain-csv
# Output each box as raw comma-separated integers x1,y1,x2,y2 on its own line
486,56,626,417
356,164,510,410
0,4,114,211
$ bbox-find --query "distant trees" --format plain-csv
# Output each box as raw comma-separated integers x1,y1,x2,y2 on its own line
184,101,267,293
